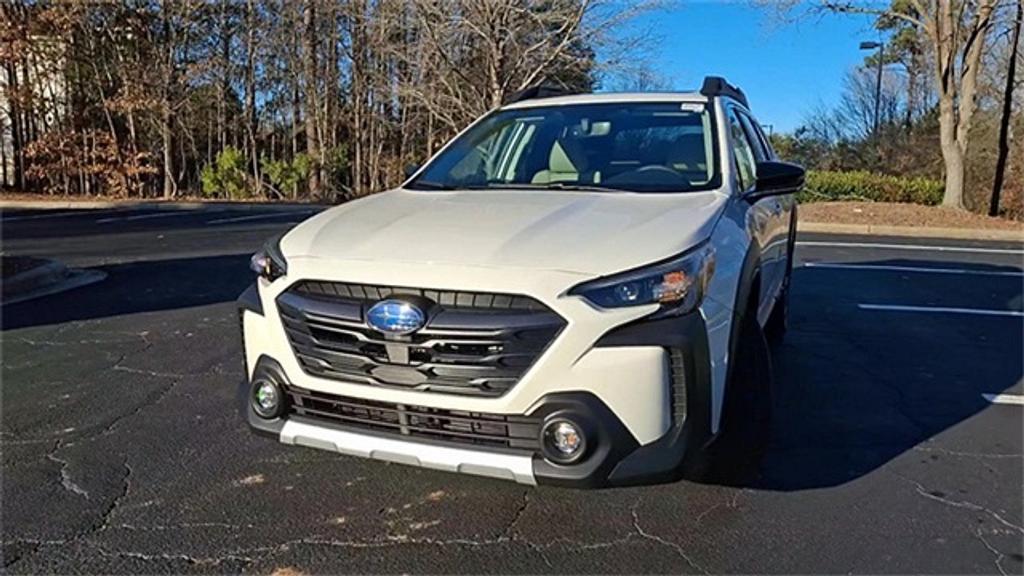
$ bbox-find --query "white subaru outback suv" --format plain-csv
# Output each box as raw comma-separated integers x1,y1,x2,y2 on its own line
238,77,803,487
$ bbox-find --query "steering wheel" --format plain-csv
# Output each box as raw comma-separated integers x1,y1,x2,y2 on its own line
604,164,690,189
636,164,683,175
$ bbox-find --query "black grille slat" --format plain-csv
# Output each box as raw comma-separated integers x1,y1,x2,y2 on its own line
287,387,541,449
277,283,564,397
669,348,687,426
292,281,548,311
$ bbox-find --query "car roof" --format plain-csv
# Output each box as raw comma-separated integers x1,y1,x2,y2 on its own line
500,91,712,110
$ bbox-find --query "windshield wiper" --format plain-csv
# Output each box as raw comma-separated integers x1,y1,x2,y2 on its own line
499,182,633,194
410,181,632,193
406,180,456,190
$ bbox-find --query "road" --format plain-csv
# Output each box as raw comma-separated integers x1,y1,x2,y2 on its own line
2,204,1022,574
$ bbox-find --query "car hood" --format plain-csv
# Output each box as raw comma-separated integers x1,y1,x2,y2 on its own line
282,188,727,276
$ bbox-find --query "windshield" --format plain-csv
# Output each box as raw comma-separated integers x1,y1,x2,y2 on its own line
408,102,720,194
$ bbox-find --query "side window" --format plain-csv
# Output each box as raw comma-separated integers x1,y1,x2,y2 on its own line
737,113,767,162
738,112,773,161
726,109,757,191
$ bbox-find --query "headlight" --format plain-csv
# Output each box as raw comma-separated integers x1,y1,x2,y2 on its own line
250,234,288,281
569,243,715,316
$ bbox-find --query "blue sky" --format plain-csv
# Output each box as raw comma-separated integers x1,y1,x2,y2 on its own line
607,1,882,134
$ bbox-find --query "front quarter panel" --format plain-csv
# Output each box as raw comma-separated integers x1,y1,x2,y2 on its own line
701,197,753,433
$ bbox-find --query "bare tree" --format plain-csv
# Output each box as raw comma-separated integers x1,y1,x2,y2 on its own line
3,0,655,200
767,0,1002,208
990,0,1021,215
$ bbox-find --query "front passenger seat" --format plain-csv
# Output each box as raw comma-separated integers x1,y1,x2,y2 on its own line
532,138,599,184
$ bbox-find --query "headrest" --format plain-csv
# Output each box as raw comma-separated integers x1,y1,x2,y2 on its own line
549,137,588,173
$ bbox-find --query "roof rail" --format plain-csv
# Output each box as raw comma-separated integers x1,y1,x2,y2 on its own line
700,76,749,108
505,83,576,104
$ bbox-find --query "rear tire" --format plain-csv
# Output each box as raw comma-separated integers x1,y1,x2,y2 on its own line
697,306,773,484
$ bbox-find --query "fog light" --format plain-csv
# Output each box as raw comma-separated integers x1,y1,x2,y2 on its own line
542,419,586,463
251,379,282,419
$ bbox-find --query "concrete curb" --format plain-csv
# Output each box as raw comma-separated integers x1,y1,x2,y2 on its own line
3,258,109,306
3,260,69,296
3,269,107,306
0,199,325,212
798,221,1024,242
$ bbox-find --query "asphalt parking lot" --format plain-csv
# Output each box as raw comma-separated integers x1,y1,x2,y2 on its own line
2,204,1022,574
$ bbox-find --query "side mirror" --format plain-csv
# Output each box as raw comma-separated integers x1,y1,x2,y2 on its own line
404,164,421,179
747,161,804,201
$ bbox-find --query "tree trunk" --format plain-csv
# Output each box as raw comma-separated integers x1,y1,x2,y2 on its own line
938,93,964,208
245,0,260,195
302,0,321,199
350,0,365,197
990,0,1021,217
162,7,176,199
162,106,175,199
5,61,25,190
933,0,997,209
325,0,339,153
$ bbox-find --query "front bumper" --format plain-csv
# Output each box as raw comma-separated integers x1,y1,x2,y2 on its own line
238,282,713,487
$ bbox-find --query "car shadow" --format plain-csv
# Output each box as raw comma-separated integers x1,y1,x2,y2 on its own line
1,254,252,331
751,257,1023,491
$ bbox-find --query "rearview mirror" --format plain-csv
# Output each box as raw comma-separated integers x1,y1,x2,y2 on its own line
747,161,804,201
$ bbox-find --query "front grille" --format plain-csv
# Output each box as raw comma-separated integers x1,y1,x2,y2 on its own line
277,282,565,397
286,386,541,450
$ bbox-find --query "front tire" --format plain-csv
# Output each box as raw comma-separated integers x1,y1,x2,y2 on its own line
697,306,774,484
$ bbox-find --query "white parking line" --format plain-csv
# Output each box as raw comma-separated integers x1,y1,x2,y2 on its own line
96,211,197,224
804,262,1024,277
206,212,312,225
797,241,1024,255
858,303,1024,318
3,209,127,222
982,393,1024,406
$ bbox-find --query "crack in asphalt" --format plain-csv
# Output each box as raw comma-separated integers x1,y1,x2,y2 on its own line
43,496,720,573
898,475,1024,534
45,441,90,500
110,521,255,532
630,500,710,575
500,490,531,540
2,542,42,569
91,547,256,568
499,491,554,568
6,460,135,571
98,460,133,533
17,336,145,347
975,528,1010,576
912,446,1023,460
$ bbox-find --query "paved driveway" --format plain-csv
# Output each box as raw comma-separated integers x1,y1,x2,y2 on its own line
2,205,1021,574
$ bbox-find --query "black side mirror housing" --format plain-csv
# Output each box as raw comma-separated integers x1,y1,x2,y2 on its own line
404,164,421,179
747,161,805,201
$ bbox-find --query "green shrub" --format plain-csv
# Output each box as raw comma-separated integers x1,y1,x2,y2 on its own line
200,146,249,199
261,153,310,198
801,170,944,205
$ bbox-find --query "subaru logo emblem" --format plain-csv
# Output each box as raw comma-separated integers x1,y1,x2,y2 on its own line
366,300,426,335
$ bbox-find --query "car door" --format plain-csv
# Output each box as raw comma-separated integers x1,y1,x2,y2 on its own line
736,111,787,308
725,107,775,322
